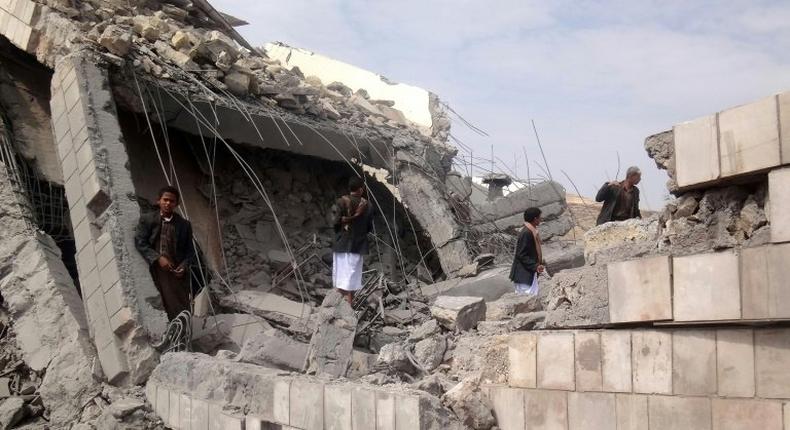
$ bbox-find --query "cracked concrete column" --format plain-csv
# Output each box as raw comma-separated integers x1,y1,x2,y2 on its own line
393,134,471,275
50,51,160,386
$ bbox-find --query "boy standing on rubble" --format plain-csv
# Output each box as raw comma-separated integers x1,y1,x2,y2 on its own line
135,186,195,320
332,176,374,305
510,207,544,295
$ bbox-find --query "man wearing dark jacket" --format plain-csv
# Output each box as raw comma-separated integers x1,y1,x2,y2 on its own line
510,207,544,296
332,176,374,305
595,166,642,225
135,186,195,320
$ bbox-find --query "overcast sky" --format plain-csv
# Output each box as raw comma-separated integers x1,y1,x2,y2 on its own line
211,0,790,209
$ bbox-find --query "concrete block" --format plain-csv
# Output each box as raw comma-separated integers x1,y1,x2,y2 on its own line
778,92,790,164
674,114,720,188
191,398,209,430
64,174,83,209
168,390,180,428
84,285,112,348
567,392,615,430
607,256,673,323
524,389,568,430
673,252,741,321
395,395,420,430
69,196,87,229
615,394,648,430
71,124,90,152
649,395,711,430
430,295,486,331
574,331,602,392
351,387,375,430
784,402,789,430
272,379,290,425
719,95,781,178
76,243,97,280
179,393,191,430
488,387,524,430
61,149,77,182
63,75,82,113
632,330,672,394
95,237,116,271
712,398,783,430
156,385,170,424
755,329,790,398
537,332,575,390
110,307,134,335
103,283,124,315
245,417,262,430
769,168,790,243
323,384,351,430
67,104,88,143
601,331,632,393
716,329,755,397
50,87,66,122
208,403,222,430
375,391,396,430
672,330,717,395
741,244,790,319
98,343,129,384
99,260,121,293
508,332,537,388
81,171,103,206
220,412,244,430
145,381,156,408
81,267,101,301
290,380,323,430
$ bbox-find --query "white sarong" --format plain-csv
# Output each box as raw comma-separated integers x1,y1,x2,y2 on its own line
514,273,539,296
333,252,364,291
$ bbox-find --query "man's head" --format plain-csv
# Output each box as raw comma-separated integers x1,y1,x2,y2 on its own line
524,207,542,226
157,186,180,216
625,166,642,186
348,176,364,195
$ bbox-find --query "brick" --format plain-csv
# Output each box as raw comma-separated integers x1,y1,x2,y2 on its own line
674,114,720,188
110,307,134,335
672,330,717,395
323,384,351,430
632,330,672,394
168,390,180,428
615,394,648,430
67,103,88,141
537,332,575,390
716,329,755,397
73,218,92,253
85,289,111,348
61,149,77,182
567,392,614,430
574,331,602,392
395,395,420,430
673,252,741,321
712,398,783,430
69,198,87,231
741,244,790,319
601,330,632,393
103,283,124,315
98,343,128,384
71,124,90,153
649,395,711,430
375,391,396,430
64,173,83,209
488,387,524,430
272,379,290,425
607,255,673,323
755,329,790,398
95,239,116,271
290,379,323,430
351,387,375,430
179,394,191,430
719,95,781,178
508,332,537,388
63,74,82,112
156,386,170,423
524,389,567,430
81,171,103,206
99,259,121,293
769,168,790,243
76,242,97,279
191,398,209,430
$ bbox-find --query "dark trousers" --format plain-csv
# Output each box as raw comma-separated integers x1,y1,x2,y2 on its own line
152,266,190,320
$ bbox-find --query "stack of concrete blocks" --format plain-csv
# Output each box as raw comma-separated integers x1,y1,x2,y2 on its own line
0,0,39,53
146,352,438,430
50,53,160,385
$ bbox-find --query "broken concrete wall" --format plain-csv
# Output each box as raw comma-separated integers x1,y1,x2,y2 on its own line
50,52,160,385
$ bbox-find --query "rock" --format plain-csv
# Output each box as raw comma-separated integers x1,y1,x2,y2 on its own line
444,379,496,430
319,99,341,120
431,296,486,332
583,217,659,265
170,30,192,50
108,399,145,419
485,293,541,321
0,397,26,429
327,81,352,96
413,336,447,371
379,105,407,124
413,374,448,397
377,342,418,376
305,291,357,377
153,40,198,70
218,290,312,327
673,194,699,218
408,319,441,343
420,267,513,302
542,265,609,328
132,15,167,42
477,311,546,335
347,350,377,379
237,329,309,371
457,262,479,278
223,72,251,97
542,241,585,275
644,130,675,189
191,314,272,353
195,31,238,65
267,249,291,264
349,93,382,116
737,197,766,236
98,25,132,56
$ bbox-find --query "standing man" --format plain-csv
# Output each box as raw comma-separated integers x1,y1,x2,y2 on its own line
135,186,195,320
510,207,544,295
332,176,374,305
595,166,643,225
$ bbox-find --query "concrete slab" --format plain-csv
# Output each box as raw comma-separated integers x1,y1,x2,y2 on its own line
537,332,575,391
716,329,755,398
632,330,672,394
323,385,351,430
289,380,324,430
672,330,717,395
607,256,673,323
375,391,396,430
712,398,783,430
601,331,632,393
718,95,781,178
574,331,602,392
769,168,790,243
615,394,648,430
508,333,537,388
524,389,567,430
755,329,790,398
567,392,614,430
649,395,711,430
673,252,741,321
674,114,720,188
419,267,513,302
488,387,525,430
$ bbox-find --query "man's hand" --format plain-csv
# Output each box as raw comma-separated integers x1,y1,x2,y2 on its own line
537,264,545,274
157,255,174,270
173,265,186,278
608,181,620,186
